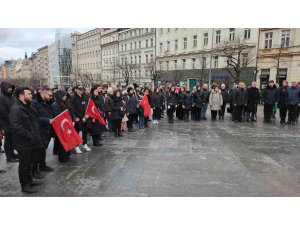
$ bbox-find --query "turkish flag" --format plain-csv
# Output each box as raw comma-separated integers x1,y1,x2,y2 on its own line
52,110,83,152
140,95,151,117
85,99,106,125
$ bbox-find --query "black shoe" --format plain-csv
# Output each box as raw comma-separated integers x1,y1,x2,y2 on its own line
40,165,54,172
0,170,6,174
29,180,43,186
59,158,71,163
31,172,45,180
118,133,123,137
93,142,100,147
99,137,104,141
114,133,119,138
251,118,257,122
22,184,37,193
291,122,295,125
128,128,135,132
203,117,207,120
0,149,4,153
234,120,239,123
6,158,18,163
287,121,291,125
12,154,18,159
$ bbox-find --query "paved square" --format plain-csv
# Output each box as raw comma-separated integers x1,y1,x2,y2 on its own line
1,106,300,196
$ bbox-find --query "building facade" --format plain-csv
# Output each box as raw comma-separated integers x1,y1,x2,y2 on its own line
118,28,155,85
155,28,259,88
256,28,300,88
101,28,119,84
71,28,101,86
37,46,50,86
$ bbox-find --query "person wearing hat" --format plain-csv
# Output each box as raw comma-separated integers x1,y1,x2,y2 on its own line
261,80,279,123
70,85,91,153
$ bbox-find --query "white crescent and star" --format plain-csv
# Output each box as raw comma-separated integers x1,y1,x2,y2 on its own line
91,105,96,114
60,118,72,135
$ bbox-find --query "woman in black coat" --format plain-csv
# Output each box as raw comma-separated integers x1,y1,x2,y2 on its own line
183,86,193,122
51,90,75,163
176,86,184,120
151,87,161,125
90,86,103,147
111,90,125,137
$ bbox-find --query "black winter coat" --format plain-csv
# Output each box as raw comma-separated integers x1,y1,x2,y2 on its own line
177,92,184,104
125,93,139,114
111,95,125,120
31,94,54,138
246,87,260,105
151,92,161,109
278,86,288,108
90,95,103,136
193,91,204,107
167,92,177,106
261,85,278,105
71,93,88,130
0,82,15,133
183,92,193,109
220,89,229,104
233,88,248,105
9,101,44,151
202,89,210,104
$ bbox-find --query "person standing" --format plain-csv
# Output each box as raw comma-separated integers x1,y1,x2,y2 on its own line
183,87,193,122
31,87,55,177
261,80,278,123
167,86,177,124
278,80,289,123
209,85,223,121
193,85,204,121
246,81,260,122
71,85,91,153
176,86,184,120
286,80,300,125
233,82,248,123
125,87,139,131
200,83,210,120
219,83,229,120
105,88,113,132
9,87,44,193
0,81,18,162
111,89,125,137
151,87,162,125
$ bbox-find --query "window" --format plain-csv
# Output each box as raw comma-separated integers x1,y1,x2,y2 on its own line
139,55,141,64
192,58,196,69
139,70,141,77
131,56,133,64
125,44,127,51
229,28,235,41
134,70,137,78
182,59,186,69
160,28,163,34
134,42,137,49
166,61,169,70
146,55,149,63
146,39,149,48
193,35,197,47
130,43,133,50
244,28,251,39
130,31,132,37
216,30,221,43
139,41,141,48
202,57,207,68
214,56,218,68
167,41,170,50
183,37,187,49
264,32,273,49
174,60,177,69
145,28,148,33
281,29,290,47
204,33,208,45
139,29,141,35
159,62,162,70
175,39,178,50
160,43,163,53
134,56,137,64
150,38,154,47
167,28,170,33
150,54,154,62
242,53,248,67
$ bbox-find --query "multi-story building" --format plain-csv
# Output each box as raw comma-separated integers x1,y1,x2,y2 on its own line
49,30,72,87
1,60,14,80
37,45,50,86
118,28,155,85
101,28,120,84
155,28,259,88
71,28,101,85
256,28,300,88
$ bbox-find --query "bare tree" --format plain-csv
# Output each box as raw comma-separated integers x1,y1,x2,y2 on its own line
144,61,162,87
117,60,140,87
173,70,182,86
219,37,255,83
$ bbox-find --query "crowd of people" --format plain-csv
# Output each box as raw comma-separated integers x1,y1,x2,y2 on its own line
0,79,299,194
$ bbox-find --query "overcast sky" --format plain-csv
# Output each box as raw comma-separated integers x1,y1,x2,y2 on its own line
0,28,91,64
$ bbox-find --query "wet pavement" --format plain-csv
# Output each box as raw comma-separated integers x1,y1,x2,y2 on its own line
1,106,300,197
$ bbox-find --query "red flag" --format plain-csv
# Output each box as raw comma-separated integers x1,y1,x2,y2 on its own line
140,95,151,117
85,99,106,125
52,110,83,152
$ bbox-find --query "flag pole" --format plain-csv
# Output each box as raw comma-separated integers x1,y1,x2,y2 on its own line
52,109,69,121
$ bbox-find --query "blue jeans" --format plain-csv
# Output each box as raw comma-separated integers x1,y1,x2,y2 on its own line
139,115,145,128
201,103,208,119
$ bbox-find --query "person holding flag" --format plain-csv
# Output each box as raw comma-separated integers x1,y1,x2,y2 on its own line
51,90,78,163
139,88,151,128
86,86,105,147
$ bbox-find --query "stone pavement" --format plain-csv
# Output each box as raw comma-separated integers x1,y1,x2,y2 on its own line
0,106,300,197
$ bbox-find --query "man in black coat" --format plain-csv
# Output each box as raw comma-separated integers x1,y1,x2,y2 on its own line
200,83,210,120
233,82,248,123
31,88,54,174
278,80,288,123
246,81,260,122
261,80,279,123
219,83,229,120
125,87,139,131
70,85,91,153
9,87,44,193
193,85,204,121
0,81,18,162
